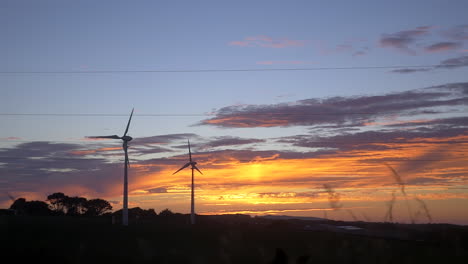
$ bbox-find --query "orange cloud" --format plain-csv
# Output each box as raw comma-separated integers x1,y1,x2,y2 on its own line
2,132,467,224
70,147,121,155
107,134,467,224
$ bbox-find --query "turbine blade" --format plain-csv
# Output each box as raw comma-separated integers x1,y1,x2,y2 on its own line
124,145,130,168
122,141,130,167
87,135,121,139
173,162,191,175
193,165,203,175
188,139,192,162
123,108,134,137
6,192,15,202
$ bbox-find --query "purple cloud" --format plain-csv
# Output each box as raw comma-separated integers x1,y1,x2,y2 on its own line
390,68,433,74
425,42,462,52
202,136,265,149
130,133,199,146
380,26,432,54
390,55,468,74
199,82,468,128
0,142,121,198
441,24,468,40
278,118,468,152
436,55,468,69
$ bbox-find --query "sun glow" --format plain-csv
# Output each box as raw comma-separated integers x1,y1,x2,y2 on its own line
113,135,468,223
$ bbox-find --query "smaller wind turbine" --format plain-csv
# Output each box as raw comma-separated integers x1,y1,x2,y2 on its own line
173,139,203,225
87,108,134,226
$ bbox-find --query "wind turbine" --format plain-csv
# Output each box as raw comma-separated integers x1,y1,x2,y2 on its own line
173,139,203,225
88,108,134,226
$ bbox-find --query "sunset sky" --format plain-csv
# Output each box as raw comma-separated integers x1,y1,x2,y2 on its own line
1,0,468,225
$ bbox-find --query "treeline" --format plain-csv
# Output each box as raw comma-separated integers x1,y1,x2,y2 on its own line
4,192,179,219
7,192,113,216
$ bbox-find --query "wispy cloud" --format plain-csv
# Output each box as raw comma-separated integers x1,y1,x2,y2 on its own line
425,42,462,52
199,82,468,128
440,24,468,41
313,39,371,57
390,68,433,74
229,35,306,48
390,55,468,73
147,187,168,193
380,25,468,56
201,136,265,149
436,55,468,69
380,26,432,54
0,137,22,140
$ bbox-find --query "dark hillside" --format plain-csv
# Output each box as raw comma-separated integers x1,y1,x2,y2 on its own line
2,215,468,264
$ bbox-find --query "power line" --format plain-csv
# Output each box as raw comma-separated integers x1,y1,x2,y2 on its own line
1,138,467,144
0,156,465,162
2,111,466,117
0,65,441,74
0,113,210,117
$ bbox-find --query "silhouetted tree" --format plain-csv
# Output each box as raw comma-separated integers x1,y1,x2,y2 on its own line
10,198,51,215
47,192,67,215
159,208,174,217
113,207,157,219
85,198,112,216
9,197,26,214
23,200,51,215
64,196,88,216
130,207,157,218
144,208,157,217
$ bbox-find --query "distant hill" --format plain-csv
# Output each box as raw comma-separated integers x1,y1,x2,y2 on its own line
259,215,325,221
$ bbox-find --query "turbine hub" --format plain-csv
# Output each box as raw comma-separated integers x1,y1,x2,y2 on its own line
122,135,133,142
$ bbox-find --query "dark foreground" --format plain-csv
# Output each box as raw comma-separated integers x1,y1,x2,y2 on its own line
2,215,468,264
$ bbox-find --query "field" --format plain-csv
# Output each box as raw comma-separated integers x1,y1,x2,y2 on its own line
2,215,468,264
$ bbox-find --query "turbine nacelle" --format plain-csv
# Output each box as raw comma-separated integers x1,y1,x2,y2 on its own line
172,140,204,176
122,135,133,142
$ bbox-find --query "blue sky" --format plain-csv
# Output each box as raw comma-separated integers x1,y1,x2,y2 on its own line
1,0,468,223
2,0,468,140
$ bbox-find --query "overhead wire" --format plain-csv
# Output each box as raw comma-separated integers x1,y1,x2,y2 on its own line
0,64,443,74
0,138,467,144
0,156,465,162
0,111,466,117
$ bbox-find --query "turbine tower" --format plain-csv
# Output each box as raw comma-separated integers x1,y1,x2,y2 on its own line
88,108,134,226
173,139,203,225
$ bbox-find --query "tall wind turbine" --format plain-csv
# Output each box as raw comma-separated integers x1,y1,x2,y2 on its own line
173,139,203,225
88,108,134,226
